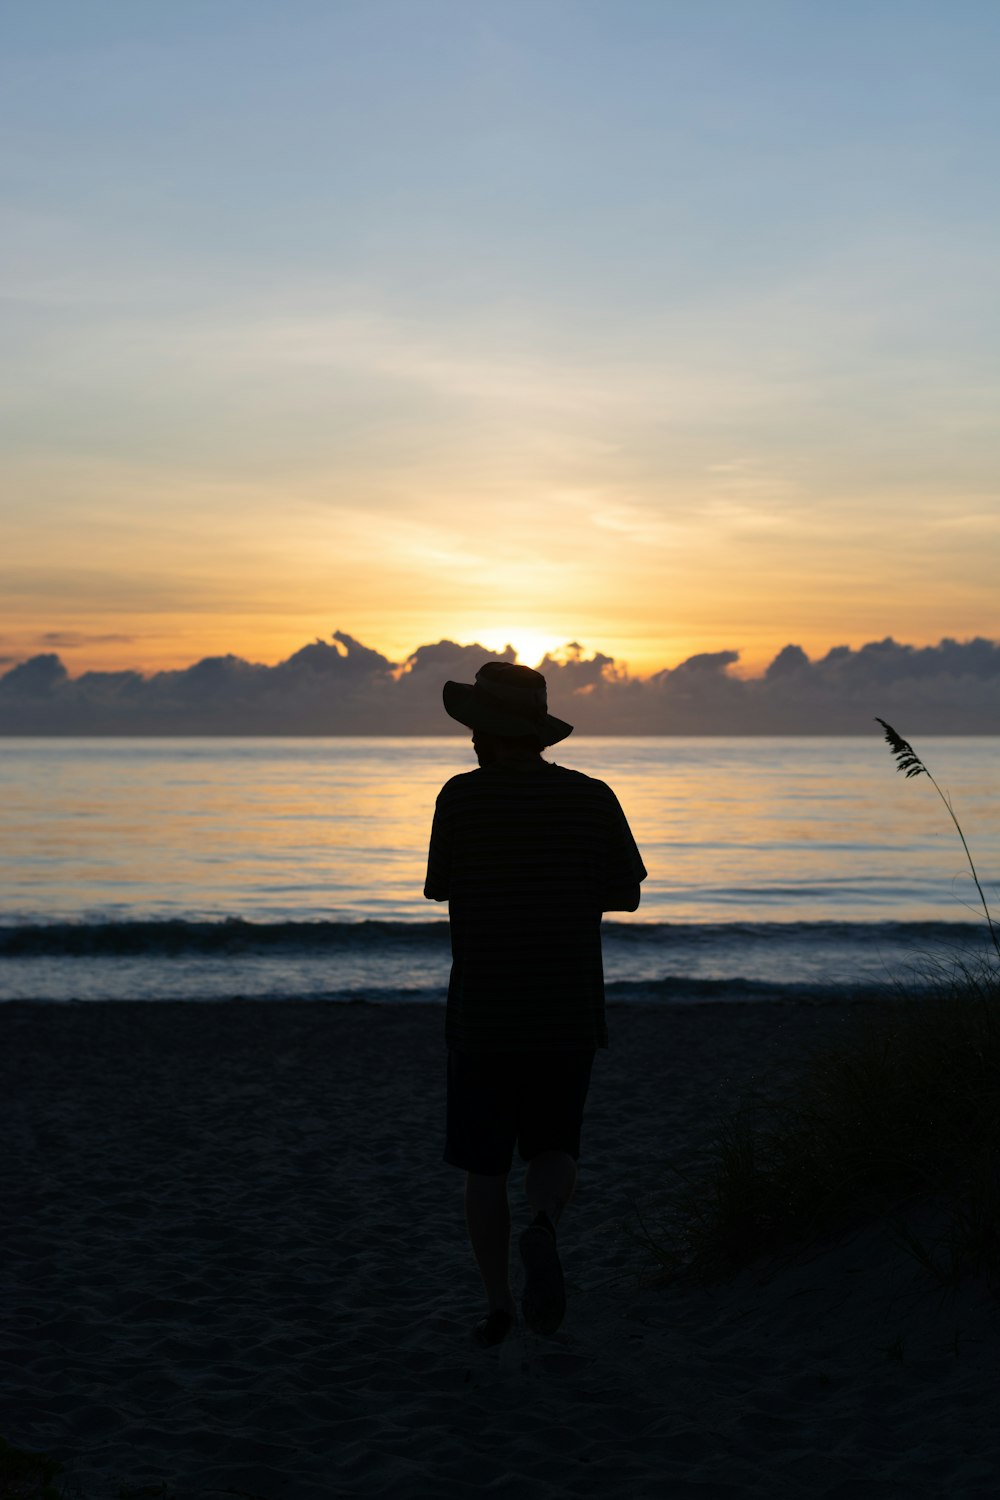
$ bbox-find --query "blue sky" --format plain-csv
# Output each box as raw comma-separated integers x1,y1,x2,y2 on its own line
3,0,999,674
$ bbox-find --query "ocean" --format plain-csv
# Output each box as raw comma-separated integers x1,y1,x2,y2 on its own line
1,736,997,1005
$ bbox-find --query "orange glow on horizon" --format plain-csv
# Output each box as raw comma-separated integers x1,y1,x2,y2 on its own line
5,615,992,687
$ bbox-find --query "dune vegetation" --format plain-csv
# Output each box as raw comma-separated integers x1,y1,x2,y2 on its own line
617,722,1000,1289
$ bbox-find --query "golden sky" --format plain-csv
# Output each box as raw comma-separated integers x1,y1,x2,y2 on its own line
3,3,999,680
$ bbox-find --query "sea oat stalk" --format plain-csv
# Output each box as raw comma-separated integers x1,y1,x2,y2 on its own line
876,718,1000,965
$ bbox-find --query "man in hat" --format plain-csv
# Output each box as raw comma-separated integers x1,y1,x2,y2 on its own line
424,661,646,1348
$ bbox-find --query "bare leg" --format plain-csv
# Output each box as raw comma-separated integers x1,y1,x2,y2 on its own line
465,1172,516,1314
524,1149,578,1228
519,1150,575,1335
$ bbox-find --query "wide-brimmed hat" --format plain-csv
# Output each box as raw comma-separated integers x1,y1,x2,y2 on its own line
442,662,573,746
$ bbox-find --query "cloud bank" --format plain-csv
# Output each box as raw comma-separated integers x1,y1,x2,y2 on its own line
1,632,999,735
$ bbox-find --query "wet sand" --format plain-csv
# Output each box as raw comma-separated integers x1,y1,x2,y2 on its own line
3,998,998,1499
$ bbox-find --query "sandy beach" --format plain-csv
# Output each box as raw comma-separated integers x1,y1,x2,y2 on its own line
3,997,998,1499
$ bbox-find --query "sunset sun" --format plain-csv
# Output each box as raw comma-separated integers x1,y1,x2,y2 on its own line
474,628,564,670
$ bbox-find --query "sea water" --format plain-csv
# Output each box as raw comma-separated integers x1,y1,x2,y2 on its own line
1,736,997,1004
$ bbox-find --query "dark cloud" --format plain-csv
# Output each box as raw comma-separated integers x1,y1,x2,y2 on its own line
1,633,998,734
1,654,69,697
765,644,811,679
389,640,519,732
399,639,516,679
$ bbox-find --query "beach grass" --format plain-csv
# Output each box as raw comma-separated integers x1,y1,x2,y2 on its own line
617,719,1000,1291
875,718,1000,964
615,958,1000,1287
0,1436,65,1500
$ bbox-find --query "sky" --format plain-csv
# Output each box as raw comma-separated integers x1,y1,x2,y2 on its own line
3,0,999,680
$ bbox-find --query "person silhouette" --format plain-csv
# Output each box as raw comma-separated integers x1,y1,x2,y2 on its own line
424,661,646,1347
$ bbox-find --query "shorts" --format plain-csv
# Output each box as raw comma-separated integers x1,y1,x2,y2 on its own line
443,1046,596,1176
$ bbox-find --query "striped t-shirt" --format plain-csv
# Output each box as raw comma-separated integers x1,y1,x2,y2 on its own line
424,760,646,1052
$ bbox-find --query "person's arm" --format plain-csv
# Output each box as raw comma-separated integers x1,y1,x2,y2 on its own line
603,885,641,912
601,786,646,913
423,794,451,902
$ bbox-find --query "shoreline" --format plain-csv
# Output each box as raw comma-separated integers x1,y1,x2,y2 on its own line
4,998,998,1498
